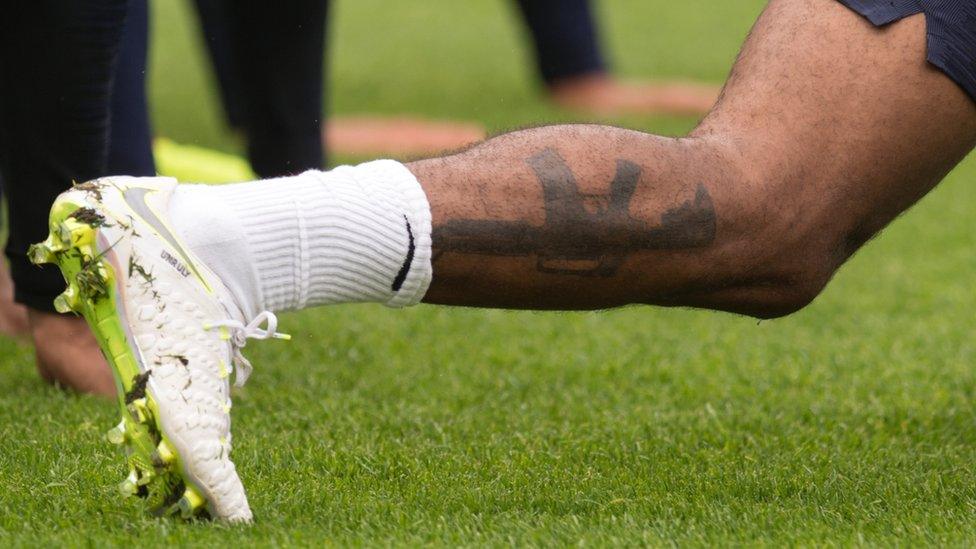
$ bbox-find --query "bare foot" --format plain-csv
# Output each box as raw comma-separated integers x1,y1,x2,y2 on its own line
0,261,28,338
326,116,486,157
548,73,721,117
29,308,115,397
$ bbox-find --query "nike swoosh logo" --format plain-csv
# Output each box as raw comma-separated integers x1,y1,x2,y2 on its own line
122,187,209,289
391,216,415,292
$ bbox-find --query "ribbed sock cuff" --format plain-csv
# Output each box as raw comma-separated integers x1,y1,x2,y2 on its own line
212,160,432,312
353,160,432,308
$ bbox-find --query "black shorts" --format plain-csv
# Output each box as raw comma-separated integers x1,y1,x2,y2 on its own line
837,0,976,102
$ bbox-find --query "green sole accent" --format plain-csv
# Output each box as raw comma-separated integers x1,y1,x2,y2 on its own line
29,198,210,521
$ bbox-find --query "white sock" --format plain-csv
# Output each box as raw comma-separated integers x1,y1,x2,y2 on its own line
168,160,433,318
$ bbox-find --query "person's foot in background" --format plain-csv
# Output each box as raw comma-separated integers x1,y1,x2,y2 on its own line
0,260,29,339
518,0,719,118
29,309,115,396
547,72,720,117
326,117,486,158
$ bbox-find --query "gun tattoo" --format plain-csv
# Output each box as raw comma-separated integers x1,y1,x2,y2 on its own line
433,148,717,276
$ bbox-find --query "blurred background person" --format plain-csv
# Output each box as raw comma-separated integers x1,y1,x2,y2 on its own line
192,0,327,176
0,0,146,394
0,0,152,391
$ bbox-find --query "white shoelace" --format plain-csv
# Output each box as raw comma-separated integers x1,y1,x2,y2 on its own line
204,311,290,387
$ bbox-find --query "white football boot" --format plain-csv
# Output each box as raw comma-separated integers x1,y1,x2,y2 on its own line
29,176,287,522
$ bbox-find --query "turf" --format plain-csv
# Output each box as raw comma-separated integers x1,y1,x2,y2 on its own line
2,0,975,546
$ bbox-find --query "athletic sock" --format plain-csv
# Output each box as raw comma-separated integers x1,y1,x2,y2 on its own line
167,160,433,318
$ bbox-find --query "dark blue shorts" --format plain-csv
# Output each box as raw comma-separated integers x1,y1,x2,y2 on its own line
837,0,976,102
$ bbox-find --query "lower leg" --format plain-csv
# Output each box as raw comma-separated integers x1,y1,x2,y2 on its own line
29,310,115,395
416,0,975,313
192,0,248,131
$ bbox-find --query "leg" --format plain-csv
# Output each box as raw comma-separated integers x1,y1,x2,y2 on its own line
415,0,975,314
196,0,486,161
512,0,720,115
194,0,328,176
191,0,247,131
225,0,328,176
0,0,130,395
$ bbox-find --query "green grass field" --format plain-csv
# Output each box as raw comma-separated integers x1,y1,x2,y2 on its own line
2,0,976,545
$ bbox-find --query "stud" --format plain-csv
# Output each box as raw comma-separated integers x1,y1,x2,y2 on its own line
118,469,139,497
177,485,206,519
53,286,81,314
105,420,127,445
152,439,177,467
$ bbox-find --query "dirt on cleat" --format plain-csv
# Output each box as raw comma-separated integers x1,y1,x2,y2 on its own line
74,262,110,300
124,374,151,405
68,207,110,227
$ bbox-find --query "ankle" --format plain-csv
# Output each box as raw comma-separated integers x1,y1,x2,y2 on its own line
169,162,432,314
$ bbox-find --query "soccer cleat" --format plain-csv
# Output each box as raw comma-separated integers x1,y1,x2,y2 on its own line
30,177,287,523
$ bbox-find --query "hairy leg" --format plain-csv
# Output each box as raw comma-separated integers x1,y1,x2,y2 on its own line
411,0,976,317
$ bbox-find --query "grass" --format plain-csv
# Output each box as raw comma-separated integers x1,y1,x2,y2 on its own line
2,0,975,545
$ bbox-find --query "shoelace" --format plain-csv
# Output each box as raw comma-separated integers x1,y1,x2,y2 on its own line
204,311,290,387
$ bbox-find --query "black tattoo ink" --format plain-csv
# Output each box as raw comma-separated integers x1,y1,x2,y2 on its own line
433,148,717,276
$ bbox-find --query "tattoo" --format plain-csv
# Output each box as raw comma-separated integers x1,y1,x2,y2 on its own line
433,148,717,277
